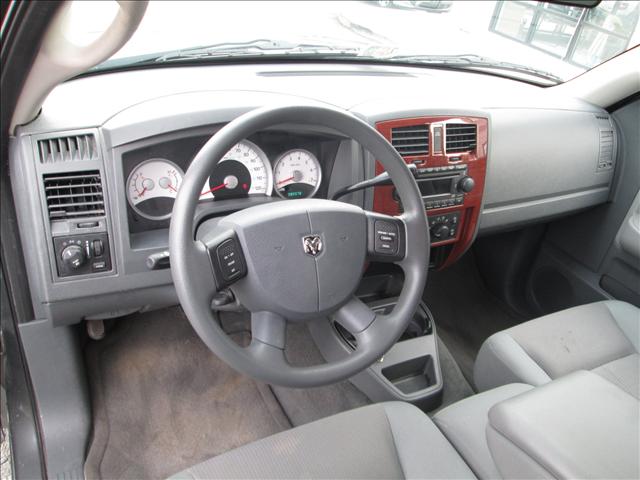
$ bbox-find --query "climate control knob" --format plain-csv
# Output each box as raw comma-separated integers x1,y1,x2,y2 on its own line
457,176,475,193
61,244,86,269
431,224,450,240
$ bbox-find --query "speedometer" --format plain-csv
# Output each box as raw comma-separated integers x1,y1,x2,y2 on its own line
273,149,322,199
200,140,272,200
126,159,183,220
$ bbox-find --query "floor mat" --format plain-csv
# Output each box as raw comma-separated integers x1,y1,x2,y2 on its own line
84,307,290,480
423,251,524,386
435,336,475,412
271,323,371,426
84,302,477,478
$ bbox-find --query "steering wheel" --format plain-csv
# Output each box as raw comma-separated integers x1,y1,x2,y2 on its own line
170,105,429,388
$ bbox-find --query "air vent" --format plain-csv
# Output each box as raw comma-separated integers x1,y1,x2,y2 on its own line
43,170,105,220
445,123,477,153
37,134,98,164
391,125,430,156
597,129,614,171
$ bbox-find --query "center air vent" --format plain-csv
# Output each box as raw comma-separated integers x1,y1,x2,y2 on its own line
43,170,105,220
38,134,98,164
391,124,430,156
445,123,477,153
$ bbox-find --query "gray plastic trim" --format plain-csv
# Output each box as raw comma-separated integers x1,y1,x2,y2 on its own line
17,320,90,480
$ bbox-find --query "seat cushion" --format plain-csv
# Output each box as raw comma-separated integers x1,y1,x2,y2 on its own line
474,300,640,394
169,402,475,479
433,383,533,480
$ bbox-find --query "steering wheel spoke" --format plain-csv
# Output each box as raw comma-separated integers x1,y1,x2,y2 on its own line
332,296,377,335
364,211,407,264
250,311,287,350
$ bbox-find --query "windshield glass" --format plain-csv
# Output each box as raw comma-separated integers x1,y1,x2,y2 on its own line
83,0,639,83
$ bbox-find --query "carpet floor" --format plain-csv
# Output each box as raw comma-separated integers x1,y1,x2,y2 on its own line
84,302,475,478
84,307,290,480
423,251,525,386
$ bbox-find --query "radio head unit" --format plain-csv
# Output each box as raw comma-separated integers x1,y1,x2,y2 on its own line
406,165,476,210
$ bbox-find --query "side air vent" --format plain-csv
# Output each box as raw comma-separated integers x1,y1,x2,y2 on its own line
391,125,430,156
37,134,98,164
597,129,614,171
43,170,105,220
445,123,477,153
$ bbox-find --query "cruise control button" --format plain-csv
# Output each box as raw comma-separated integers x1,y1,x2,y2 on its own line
215,238,246,282
374,220,399,255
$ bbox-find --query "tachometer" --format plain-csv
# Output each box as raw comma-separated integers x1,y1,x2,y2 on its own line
200,140,272,200
273,149,322,199
127,159,183,220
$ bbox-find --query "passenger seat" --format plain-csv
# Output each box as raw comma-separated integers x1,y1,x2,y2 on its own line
474,300,639,398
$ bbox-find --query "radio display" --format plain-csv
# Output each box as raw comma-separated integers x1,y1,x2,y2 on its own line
418,177,453,197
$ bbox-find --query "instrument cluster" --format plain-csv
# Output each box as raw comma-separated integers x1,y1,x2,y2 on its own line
125,138,324,222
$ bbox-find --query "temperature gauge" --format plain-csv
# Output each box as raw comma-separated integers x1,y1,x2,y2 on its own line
273,149,322,199
126,159,183,220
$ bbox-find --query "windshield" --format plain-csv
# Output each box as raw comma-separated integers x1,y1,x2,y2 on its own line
79,0,639,84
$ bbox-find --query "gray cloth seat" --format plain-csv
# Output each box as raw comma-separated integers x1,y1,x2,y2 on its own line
474,300,640,397
170,401,475,479
433,383,533,479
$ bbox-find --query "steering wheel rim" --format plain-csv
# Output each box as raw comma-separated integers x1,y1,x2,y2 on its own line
170,104,429,388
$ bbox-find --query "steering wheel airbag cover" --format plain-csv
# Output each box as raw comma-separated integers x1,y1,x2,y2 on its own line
219,199,366,318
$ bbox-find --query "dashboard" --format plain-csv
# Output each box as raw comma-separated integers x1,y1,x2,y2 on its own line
9,63,618,325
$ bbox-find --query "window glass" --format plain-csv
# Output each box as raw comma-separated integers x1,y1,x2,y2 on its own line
494,2,536,42
572,25,629,66
531,12,577,56
81,1,639,83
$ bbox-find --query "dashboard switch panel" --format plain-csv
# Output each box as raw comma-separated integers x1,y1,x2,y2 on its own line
53,233,111,277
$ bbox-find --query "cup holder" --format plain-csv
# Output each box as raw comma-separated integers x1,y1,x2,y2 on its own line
398,307,432,341
381,354,437,394
372,302,433,342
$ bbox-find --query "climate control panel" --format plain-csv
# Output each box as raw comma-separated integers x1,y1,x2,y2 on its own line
428,212,461,242
53,233,111,277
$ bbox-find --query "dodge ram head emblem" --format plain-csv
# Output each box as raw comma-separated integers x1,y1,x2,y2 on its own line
302,235,323,257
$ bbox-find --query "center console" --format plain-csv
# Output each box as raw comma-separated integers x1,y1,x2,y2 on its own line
310,272,444,411
373,116,488,269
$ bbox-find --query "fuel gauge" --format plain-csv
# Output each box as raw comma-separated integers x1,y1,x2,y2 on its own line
126,159,183,220
273,149,321,199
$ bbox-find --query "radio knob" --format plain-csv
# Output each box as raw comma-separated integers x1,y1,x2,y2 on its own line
61,244,86,269
457,176,475,193
431,224,450,240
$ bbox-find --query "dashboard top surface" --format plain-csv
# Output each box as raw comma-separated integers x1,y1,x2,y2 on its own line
20,63,602,137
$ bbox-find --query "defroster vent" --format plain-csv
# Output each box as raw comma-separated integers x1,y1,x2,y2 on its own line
445,123,477,153
391,124,430,156
38,134,98,163
43,170,105,220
